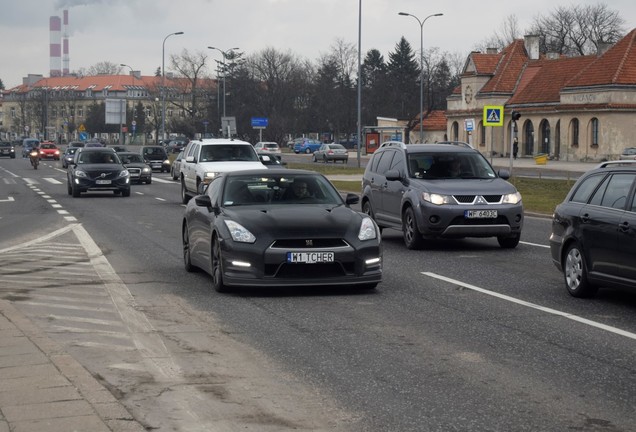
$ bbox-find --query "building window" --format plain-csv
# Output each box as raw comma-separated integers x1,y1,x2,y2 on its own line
77,106,84,118
590,117,599,147
570,118,579,147
10,107,16,118
480,121,486,147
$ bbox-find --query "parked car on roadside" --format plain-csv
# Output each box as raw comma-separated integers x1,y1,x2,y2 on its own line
38,142,60,160
253,142,281,154
67,147,131,197
181,169,382,292
293,138,322,154
0,141,16,158
619,147,636,160
361,141,524,249
549,160,636,298
312,143,349,163
118,151,152,184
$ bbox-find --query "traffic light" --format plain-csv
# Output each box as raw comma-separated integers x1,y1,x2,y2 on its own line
511,111,521,121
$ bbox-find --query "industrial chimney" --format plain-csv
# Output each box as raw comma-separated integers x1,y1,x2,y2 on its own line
49,15,62,77
62,10,69,75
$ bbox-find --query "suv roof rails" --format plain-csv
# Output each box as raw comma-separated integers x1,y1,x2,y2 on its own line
595,160,636,169
379,141,406,149
436,141,474,149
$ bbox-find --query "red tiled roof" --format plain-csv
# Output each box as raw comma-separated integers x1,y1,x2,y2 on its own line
412,110,447,131
479,40,528,94
508,55,596,104
565,28,636,88
471,53,500,75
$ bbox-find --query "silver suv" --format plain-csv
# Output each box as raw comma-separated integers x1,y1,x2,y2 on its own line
361,142,524,249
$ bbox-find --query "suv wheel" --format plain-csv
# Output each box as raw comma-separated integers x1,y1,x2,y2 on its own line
402,206,424,250
181,179,191,204
563,242,598,298
497,233,520,249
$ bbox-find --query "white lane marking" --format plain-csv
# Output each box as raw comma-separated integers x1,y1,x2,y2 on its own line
422,272,636,341
0,197,15,202
520,241,550,249
151,177,175,184
155,197,166,202
44,178,63,184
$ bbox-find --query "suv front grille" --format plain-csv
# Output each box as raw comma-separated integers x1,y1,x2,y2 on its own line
453,195,503,204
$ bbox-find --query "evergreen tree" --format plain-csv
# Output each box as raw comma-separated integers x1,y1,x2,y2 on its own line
386,37,420,120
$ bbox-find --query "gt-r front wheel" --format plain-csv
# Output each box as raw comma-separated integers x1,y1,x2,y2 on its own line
211,235,227,293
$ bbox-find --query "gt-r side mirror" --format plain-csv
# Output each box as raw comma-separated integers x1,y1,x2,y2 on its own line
345,193,359,206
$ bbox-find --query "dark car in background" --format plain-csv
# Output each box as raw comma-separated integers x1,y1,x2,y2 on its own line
62,146,80,168
550,160,636,298
141,145,171,172
67,147,131,197
361,141,523,250
0,141,16,158
182,169,382,292
118,151,152,184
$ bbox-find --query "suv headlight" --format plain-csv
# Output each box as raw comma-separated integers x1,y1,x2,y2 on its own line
502,192,522,204
358,217,377,241
422,192,453,205
225,220,256,243
204,172,219,182
118,170,130,178
75,170,87,178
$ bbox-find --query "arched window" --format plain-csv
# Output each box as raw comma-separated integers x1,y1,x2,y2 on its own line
570,118,579,147
479,121,486,147
524,120,534,155
451,122,459,141
540,120,550,154
590,118,599,147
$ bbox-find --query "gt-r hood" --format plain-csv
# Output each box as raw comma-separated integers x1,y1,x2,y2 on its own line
413,178,518,195
225,205,364,238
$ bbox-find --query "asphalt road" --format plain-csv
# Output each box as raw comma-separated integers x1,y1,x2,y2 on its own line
1,156,636,431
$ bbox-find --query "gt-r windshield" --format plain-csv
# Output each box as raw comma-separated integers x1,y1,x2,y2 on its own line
222,174,343,206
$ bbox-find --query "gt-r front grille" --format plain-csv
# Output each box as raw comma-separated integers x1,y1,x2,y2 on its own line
271,238,348,249
453,195,503,204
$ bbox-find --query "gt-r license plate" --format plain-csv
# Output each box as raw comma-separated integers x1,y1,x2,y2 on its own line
287,251,334,264
96,179,111,185
465,210,497,219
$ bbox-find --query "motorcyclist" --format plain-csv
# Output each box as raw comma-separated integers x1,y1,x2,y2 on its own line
29,144,40,168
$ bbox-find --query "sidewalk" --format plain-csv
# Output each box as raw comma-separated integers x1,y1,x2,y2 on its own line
0,300,145,432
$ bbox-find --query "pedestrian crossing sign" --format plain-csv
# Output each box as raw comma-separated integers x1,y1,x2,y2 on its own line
483,106,504,126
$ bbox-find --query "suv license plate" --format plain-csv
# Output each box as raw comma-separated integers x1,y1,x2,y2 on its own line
287,252,334,264
96,179,111,185
465,210,497,219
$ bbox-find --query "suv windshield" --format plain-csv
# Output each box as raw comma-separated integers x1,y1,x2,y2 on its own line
200,145,258,162
408,152,496,180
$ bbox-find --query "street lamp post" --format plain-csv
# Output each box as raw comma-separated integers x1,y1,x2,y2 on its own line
120,63,133,145
398,12,443,144
162,31,184,143
208,46,239,134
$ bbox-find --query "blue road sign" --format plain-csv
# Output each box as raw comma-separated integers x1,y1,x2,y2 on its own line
251,117,268,128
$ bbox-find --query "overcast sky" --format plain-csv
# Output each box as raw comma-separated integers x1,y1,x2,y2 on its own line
1,0,635,88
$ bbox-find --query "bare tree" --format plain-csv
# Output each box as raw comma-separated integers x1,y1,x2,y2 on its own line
474,14,521,51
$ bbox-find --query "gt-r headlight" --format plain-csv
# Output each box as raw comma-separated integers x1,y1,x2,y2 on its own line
224,220,256,243
358,217,377,241
502,192,522,204
422,192,454,205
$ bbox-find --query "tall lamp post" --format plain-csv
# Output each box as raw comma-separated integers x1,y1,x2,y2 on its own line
356,0,362,167
398,11,442,144
120,64,133,145
161,31,184,143
208,46,239,123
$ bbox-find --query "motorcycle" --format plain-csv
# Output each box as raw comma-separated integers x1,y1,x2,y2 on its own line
29,149,40,169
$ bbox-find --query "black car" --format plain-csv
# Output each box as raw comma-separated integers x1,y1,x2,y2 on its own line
61,146,80,168
361,141,524,249
141,146,171,172
0,141,16,158
67,147,131,197
182,169,382,292
117,152,152,184
550,160,636,297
